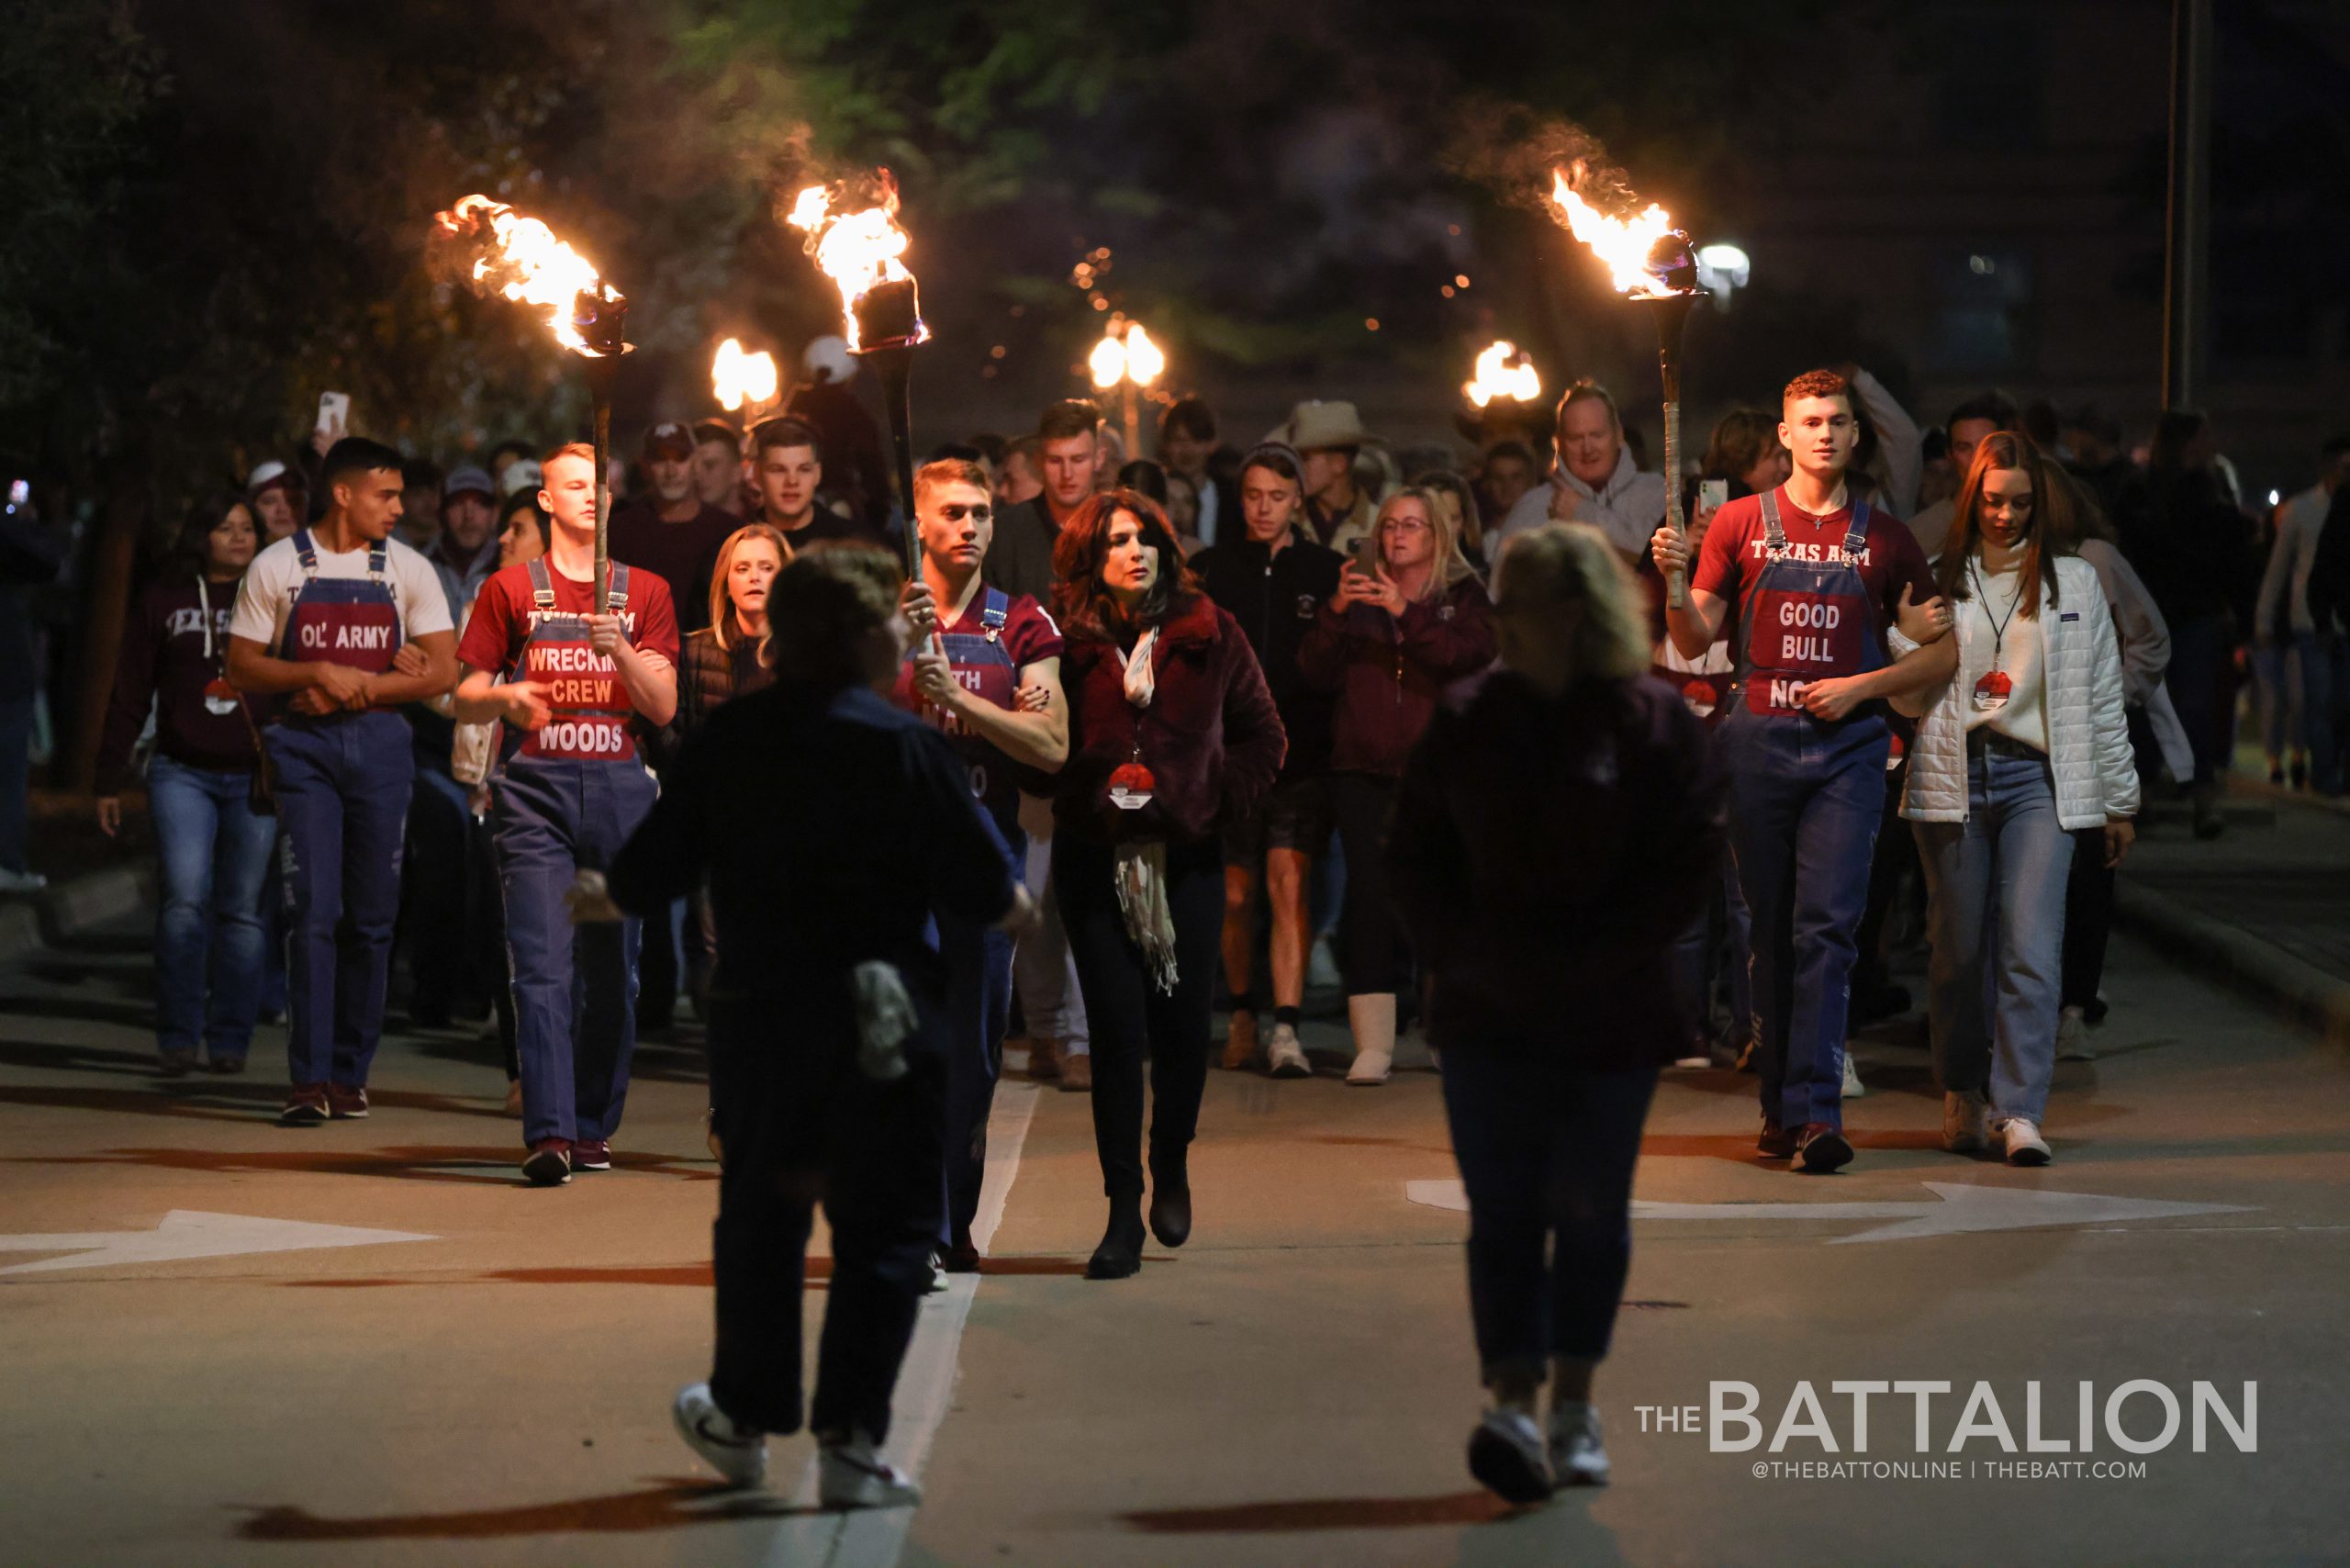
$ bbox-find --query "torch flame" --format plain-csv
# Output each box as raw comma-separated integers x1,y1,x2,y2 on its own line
434,195,619,355
787,174,927,353
1090,319,1165,390
1549,165,1675,297
711,338,779,412
1463,340,1540,409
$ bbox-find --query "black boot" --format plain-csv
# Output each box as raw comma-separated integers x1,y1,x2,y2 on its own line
1147,1151,1192,1249
1086,1201,1146,1280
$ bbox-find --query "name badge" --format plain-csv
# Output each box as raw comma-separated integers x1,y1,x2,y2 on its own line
1972,669,2013,711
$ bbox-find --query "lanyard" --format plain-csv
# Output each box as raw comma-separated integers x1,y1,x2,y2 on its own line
1968,559,2028,671
195,575,218,665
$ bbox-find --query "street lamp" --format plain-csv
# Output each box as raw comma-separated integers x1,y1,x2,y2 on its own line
1696,243,1751,312
1090,316,1165,465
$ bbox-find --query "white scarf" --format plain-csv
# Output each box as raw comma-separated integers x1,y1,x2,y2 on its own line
1112,624,1178,992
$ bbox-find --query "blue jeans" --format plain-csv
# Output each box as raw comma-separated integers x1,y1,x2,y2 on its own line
1915,746,2076,1126
938,908,1016,1248
1669,854,1753,1047
494,757,656,1147
268,712,416,1088
2251,640,2303,759
1719,711,1887,1132
148,756,275,1062
1440,1051,1658,1383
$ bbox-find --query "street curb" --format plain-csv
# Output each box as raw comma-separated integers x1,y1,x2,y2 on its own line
2112,877,2350,1049
0,866,153,969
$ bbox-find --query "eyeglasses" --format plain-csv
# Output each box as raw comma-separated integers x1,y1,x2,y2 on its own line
1381,517,1431,534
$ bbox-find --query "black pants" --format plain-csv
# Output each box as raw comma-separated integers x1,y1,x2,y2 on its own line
1331,772,1406,995
705,995,944,1440
1056,834,1222,1201
2061,832,2113,1011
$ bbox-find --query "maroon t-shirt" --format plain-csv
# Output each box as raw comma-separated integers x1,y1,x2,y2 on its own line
606,502,741,635
458,560,679,764
1690,485,1936,677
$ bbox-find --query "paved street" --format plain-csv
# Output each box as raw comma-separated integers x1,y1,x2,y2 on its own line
2,913,2345,1567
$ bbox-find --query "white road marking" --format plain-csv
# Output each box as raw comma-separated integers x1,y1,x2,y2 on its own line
1404,1179,2252,1244
762,1080,1043,1567
0,1211,435,1277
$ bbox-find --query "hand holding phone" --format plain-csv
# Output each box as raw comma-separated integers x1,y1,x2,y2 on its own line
315,392,351,442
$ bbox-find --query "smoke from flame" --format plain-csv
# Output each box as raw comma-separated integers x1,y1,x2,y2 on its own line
711,338,779,412
1463,341,1540,409
1549,162,1675,297
787,172,925,353
433,195,618,355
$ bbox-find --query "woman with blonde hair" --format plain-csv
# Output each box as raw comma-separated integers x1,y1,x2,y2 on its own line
677,524,791,734
1388,521,1725,1502
1299,486,1495,1082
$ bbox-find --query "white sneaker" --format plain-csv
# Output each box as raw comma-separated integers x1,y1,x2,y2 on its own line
818,1430,923,1508
0,867,46,894
672,1383,766,1488
925,1252,950,1294
1942,1090,1989,1153
1346,1048,1393,1085
1548,1401,1610,1486
1466,1407,1552,1505
1265,1023,1312,1079
2001,1117,2053,1166
1841,1050,1865,1099
2055,1006,2090,1060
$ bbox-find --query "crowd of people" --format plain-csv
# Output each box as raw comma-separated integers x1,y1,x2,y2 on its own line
44,330,2344,1507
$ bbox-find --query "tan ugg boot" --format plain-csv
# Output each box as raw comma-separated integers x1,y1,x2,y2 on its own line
1346,992,1397,1085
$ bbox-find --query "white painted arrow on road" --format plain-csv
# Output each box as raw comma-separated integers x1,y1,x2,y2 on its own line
0,1211,436,1276
1404,1181,2250,1245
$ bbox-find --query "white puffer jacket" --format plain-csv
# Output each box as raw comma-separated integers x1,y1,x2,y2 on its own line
1897,556,2140,829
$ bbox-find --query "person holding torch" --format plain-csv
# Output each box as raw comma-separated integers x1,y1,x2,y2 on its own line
453,442,678,1186
1650,370,1954,1172
894,458,1070,1270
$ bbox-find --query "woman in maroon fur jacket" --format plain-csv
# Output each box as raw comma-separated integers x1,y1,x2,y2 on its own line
1050,489,1286,1280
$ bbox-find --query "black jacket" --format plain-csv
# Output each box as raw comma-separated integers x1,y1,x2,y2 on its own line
1191,530,1343,778
982,497,1061,609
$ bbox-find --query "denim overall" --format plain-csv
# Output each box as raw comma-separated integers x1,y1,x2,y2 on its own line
493,560,658,1148
267,531,413,1090
1718,490,1892,1134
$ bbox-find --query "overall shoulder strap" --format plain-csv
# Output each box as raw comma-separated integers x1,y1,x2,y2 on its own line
981,588,1010,629
293,529,319,573
1842,499,1872,557
1759,488,1787,551
526,558,557,610
366,540,389,580
607,563,630,609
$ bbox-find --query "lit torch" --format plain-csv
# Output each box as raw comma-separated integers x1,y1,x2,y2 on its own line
711,337,780,420
1547,162,1705,607
1463,340,1541,409
1089,316,1165,465
434,195,632,610
789,171,929,577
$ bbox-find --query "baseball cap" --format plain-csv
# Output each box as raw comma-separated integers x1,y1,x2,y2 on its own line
245,459,294,496
443,465,496,500
643,422,694,459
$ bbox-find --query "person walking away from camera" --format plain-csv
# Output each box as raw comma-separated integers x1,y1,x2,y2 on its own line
585,546,1031,1506
1191,442,1343,1076
1299,486,1494,1082
894,459,1069,1272
1650,370,1955,1173
1050,491,1284,1279
96,498,271,1073
1391,522,1725,1502
226,437,457,1125
1896,433,2137,1166
453,442,677,1185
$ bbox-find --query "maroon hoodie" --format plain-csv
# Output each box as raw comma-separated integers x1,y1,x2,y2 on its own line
97,577,261,792
1055,593,1287,846
1298,572,1497,777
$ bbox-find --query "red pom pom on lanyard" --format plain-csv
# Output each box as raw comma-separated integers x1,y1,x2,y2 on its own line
1108,758,1156,811
202,677,241,716
1971,669,2013,712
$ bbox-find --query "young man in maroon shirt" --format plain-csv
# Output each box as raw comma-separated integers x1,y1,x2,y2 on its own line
455,442,679,1185
1651,369,1956,1171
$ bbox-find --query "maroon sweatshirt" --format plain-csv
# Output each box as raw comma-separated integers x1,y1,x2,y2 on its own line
97,577,261,792
1298,572,1497,778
